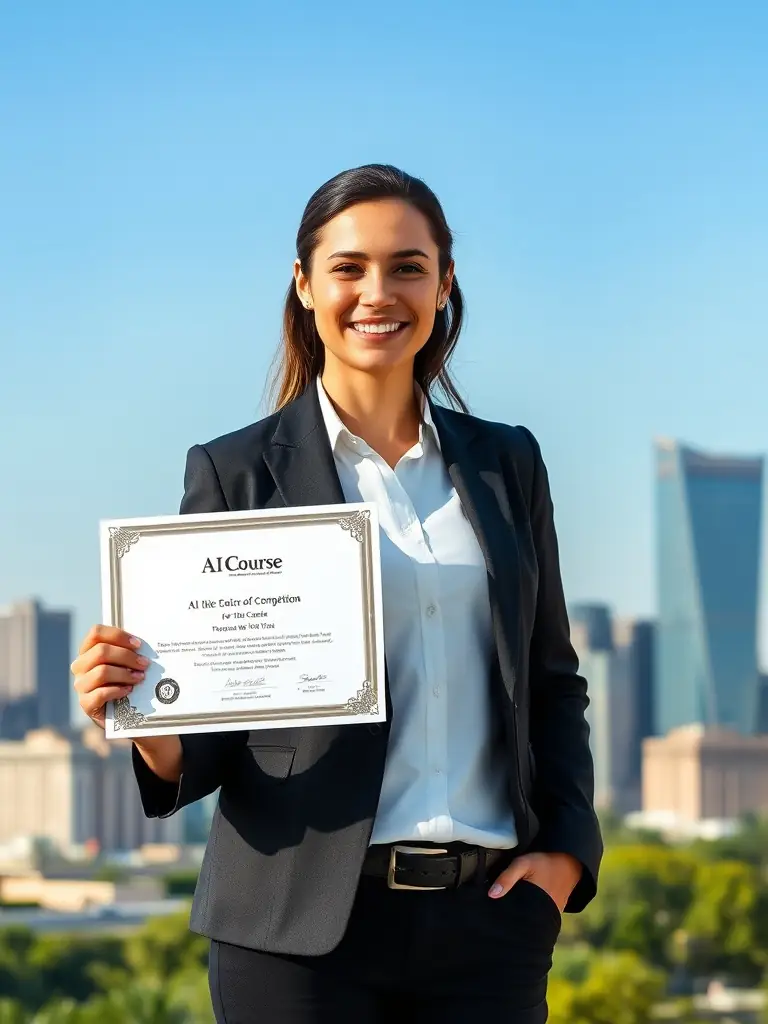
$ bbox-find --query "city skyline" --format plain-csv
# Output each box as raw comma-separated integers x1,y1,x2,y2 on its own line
4,431,768,682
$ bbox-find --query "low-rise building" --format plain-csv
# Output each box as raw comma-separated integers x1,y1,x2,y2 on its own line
642,723,768,824
0,728,182,855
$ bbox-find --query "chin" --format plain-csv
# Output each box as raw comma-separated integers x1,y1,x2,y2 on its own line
346,353,412,376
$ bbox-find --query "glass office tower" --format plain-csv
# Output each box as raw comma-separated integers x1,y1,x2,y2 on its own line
655,441,763,735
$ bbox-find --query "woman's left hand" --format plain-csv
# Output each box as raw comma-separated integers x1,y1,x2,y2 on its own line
488,852,582,913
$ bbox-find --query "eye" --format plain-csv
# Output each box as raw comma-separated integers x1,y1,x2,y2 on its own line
394,263,427,275
331,263,362,275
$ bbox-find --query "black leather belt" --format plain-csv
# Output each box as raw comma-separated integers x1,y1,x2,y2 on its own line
362,843,507,891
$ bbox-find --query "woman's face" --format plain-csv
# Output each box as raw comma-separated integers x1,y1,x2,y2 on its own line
295,199,453,378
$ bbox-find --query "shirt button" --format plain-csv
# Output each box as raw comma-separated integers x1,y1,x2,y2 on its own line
425,604,437,617
433,687,440,697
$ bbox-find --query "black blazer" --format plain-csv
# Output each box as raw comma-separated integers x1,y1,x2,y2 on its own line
133,384,602,955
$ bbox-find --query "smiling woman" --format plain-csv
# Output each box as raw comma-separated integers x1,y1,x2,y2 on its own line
71,164,602,1024
271,164,466,419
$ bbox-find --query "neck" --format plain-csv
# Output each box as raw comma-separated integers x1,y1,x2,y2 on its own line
320,360,422,465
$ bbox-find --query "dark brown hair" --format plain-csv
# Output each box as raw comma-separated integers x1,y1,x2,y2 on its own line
267,164,467,412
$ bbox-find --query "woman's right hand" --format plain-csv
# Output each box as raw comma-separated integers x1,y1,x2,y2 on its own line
71,625,149,729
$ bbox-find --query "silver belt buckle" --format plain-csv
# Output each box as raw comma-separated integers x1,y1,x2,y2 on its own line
387,845,449,891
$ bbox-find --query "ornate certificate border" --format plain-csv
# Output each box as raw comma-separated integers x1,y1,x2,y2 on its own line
104,507,381,733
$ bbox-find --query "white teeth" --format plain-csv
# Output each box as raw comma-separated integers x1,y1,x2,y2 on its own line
351,322,403,334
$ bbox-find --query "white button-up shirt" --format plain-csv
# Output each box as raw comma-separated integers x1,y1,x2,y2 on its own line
317,379,517,849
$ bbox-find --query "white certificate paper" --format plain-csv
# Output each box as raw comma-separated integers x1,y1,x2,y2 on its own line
100,503,385,738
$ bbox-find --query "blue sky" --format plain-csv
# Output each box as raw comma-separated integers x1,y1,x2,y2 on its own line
2,1,768,665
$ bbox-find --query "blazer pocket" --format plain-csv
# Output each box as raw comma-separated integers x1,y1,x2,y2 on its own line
246,744,296,780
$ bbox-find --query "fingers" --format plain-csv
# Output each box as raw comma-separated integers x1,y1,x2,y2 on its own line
80,684,135,720
72,642,148,679
74,664,145,724
78,624,141,658
71,627,148,729
73,663,146,695
488,855,533,898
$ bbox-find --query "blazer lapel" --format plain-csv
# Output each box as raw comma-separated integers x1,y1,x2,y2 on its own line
430,403,522,700
262,387,346,509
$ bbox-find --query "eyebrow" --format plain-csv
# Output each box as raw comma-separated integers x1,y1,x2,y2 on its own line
326,249,431,261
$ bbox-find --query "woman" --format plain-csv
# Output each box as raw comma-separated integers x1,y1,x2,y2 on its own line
72,164,602,1023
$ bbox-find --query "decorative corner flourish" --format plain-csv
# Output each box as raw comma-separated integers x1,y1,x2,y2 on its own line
109,526,141,558
112,697,147,731
339,509,370,543
345,679,378,716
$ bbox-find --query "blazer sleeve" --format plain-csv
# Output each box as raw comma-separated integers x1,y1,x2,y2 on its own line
132,444,248,819
519,427,603,911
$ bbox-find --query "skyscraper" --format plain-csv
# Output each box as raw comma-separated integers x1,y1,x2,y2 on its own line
613,618,655,811
655,441,763,735
570,604,636,812
0,600,72,739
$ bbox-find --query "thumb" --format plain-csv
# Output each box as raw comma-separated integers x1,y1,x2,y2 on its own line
488,855,534,899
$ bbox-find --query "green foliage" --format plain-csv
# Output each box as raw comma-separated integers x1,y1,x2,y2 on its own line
551,941,594,983
549,951,665,1024
0,999,26,1024
691,813,768,869
0,912,211,1022
121,910,207,982
0,926,38,1006
573,844,698,967
27,934,127,1005
67,982,192,1024
26,1001,84,1023
2,821,768,1021
92,863,128,883
164,870,199,897
682,859,764,981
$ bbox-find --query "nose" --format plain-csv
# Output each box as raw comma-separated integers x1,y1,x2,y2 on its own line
360,269,396,309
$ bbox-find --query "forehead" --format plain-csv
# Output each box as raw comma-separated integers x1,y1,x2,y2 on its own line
315,199,437,256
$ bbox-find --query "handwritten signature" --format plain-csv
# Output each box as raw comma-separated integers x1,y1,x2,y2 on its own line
224,676,266,688
299,673,328,683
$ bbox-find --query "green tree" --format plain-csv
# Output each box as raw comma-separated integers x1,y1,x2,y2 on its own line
163,870,199,897
28,1001,84,1023
573,845,697,967
0,926,38,1008
548,951,665,1024
122,909,207,982
682,859,764,981
692,814,768,869
0,1000,26,1024
75,982,191,1024
551,942,594,984
28,934,126,1005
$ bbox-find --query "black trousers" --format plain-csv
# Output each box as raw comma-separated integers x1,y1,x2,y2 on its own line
208,873,562,1023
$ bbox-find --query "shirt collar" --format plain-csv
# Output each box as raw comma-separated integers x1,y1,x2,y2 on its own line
316,377,441,455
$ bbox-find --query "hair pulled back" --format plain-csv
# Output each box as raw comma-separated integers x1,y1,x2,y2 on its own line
267,163,467,412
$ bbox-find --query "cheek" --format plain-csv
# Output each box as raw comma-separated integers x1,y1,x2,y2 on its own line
315,281,353,320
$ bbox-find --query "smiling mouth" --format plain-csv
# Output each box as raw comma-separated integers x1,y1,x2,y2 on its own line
349,321,409,336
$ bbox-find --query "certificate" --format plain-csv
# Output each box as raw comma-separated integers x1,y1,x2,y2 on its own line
100,503,385,738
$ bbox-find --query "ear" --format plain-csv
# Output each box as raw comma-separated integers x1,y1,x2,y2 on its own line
294,258,313,310
438,260,455,308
